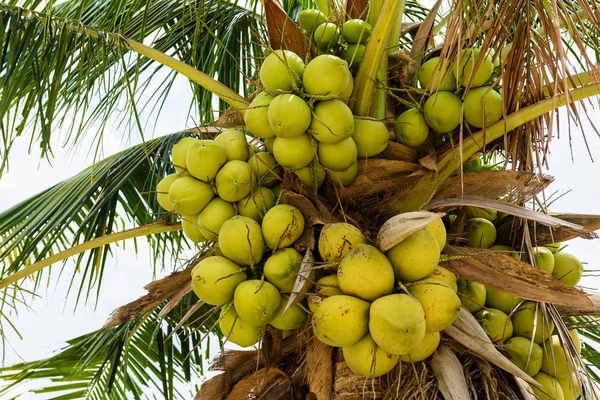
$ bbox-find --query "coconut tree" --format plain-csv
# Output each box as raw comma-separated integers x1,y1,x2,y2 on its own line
2,0,600,398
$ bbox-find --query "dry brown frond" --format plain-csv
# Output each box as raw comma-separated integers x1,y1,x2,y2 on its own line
263,0,310,59
306,335,334,399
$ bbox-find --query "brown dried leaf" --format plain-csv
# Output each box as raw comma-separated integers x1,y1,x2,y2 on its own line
377,211,446,251
285,191,336,225
410,0,441,60
306,336,333,400
195,373,228,400
262,326,284,368
264,0,310,59
429,344,470,400
418,144,439,172
224,368,289,400
212,107,244,129
379,141,419,162
158,281,192,318
284,248,315,313
293,226,315,254
556,291,600,316
345,0,369,20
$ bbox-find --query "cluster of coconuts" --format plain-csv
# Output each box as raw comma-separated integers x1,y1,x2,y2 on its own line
394,48,503,148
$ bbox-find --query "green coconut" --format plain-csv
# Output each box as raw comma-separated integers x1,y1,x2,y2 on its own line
268,94,312,138
454,48,494,88
533,372,565,400
215,160,256,202
465,207,498,222
260,49,304,91
343,333,400,378
181,214,206,243
317,137,357,171
197,197,237,240
457,279,487,313
337,244,395,301
168,176,215,215
308,275,343,313
425,217,447,250
394,108,430,147
191,256,247,305
569,329,581,353
171,137,198,174
533,246,555,273
558,374,581,400
295,162,326,189
264,248,303,292
219,215,265,266
485,287,522,314
219,304,263,347
342,19,372,44
269,295,307,330
273,134,316,171
310,99,354,144
369,293,426,355
417,57,457,92
271,184,287,204
407,279,462,333
423,91,462,134
233,280,281,326
262,205,305,250
399,332,441,362
156,173,179,211
330,162,358,187
237,186,276,222
545,243,562,253
340,73,354,103
475,308,513,343
303,55,351,97
298,9,327,32
318,222,366,263
386,228,440,283
352,119,389,158
463,158,482,173
504,336,543,376
264,137,275,154
247,152,282,187
244,92,276,139
464,217,497,248
426,266,457,292
552,252,583,286
186,140,228,182
215,129,250,161
313,22,340,50
512,301,555,344
463,87,503,128
490,245,520,260
341,44,365,68
312,294,370,347
541,335,572,379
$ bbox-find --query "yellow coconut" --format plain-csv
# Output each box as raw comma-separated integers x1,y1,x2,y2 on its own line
426,266,458,292
485,287,522,314
399,332,441,362
318,222,367,263
264,248,303,292
511,301,555,344
340,73,354,103
457,279,487,313
237,186,276,222
310,99,354,144
541,335,573,379
425,217,447,250
269,295,307,330
156,173,179,211
308,275,344,313
394,108,430,147
219,215,265,266
463,86,503,128
233,279,281,326
342,19,372,44
343,333,400,378
264,137,275,154
247,152,282,187
295,162,326,189
197,197,237,240
313,22,340,50
545,243,562,253
262,205,305,250
330,162,358,187
298,9,327,32
268,94,312,138
423,91,462,134
465,206,497,221
171,137,199,174
215,129,250,161
337,244,395,301
317,137,357,172
186,139,228,182
260,49,304,91
215,160,257,202
181,214,206,243
168,176,215,215
453,48,494,88
303,55,351,97
558,374,581,400
533,246,555,273
352,118,388,158
219,304,264,347
407,278,462,333
244,92,276,139
386,228,440,283
569,329,581,353
417,57,457,92
504,336,543,376
341,44,365,68
191,256,247,305
533,372,565,400
369,293,427,354
464,217,497,248
312,294,370,347
273,134,316,171
475,308,513,343
552,252,583,286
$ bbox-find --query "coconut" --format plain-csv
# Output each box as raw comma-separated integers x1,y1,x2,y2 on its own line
308,275,343,313
197,197,237,240
423,91,462,133
215,160,256,202
215,129,250,161
394,108,430,147
247,152,282,187
237,186,276,222
490,245,520,260
312,294,370,347
464,217,497,248
186,140,228,182
463,86,503,128
310,99,354,144
569,329,581,353
330,162,358,187
545,243,562,253
426,266,458,292
407,278,462,333
533,247,555,273
233,279,281,326
369,293,426,354
341,44,365,68
263,248,303,292
340,74,354,103
317,137,357,171
269,295,307,330
298,9,327,32
465,207,498,221
457,279,487,313
417,57,457,92
268,94,312,138
262,205,305,250
552,252,583,286
475,308,513,343
219,304,264,347
171,137,199,174
259,49,304,92
303,55,351,97
558,374,581,400
219,215,265,266
504,336,543,376
454,48,494,88
271,184,287,204
264,137,275,154
399,332,441,362
156,173,179,211
337,244,395,301
463,158,482,173
511,301,555,344
313,22,340,50
541,335,572,379
168,176,215,215
181,214,206,243
273,134,316,171
318,222,366,263
343,333,400,378
295,162,326,189
533,372,565,400
425,217,447,250
191,256,247,305
485,287,522,314
244,92,276,139
342,19,372,44
352,119,388,158
386,228,440,283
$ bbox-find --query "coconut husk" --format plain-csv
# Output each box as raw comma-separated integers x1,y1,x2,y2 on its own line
306,334,334,400
224,367,290,400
